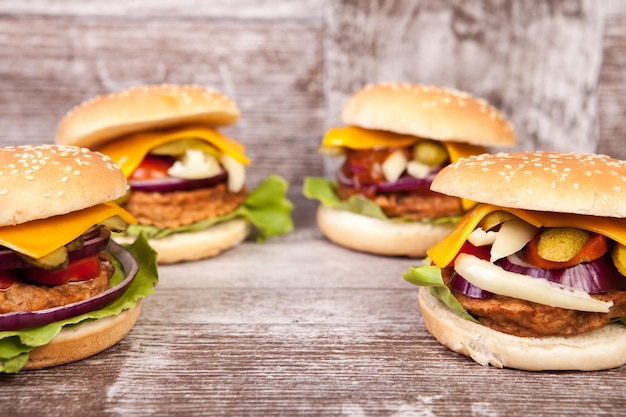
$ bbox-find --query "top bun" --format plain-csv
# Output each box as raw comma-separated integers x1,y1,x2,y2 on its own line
56,84,241,149
341,82,516,147
0,144,127,226
432,151,626,218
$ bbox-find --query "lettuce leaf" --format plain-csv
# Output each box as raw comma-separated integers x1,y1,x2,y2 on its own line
0,234,159,373
122,174,294,241
402,262,480,324
303,176,461,225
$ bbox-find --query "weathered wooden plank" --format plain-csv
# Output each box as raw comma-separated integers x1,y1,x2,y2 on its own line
597,14,626,159
0,0,326,19
0,16,325,185
325,0,606,172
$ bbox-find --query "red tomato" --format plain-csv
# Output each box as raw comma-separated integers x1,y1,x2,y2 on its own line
450,241,491,266
129,155,174,181
0,269,19,290
22,255,102,286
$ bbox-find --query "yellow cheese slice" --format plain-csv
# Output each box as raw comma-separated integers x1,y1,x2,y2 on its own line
0,203,136,259
322,126,419,149
99,125,250,178
428,203,626,268
441,142,488,211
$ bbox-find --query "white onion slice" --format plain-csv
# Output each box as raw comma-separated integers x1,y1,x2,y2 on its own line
454,253,613,313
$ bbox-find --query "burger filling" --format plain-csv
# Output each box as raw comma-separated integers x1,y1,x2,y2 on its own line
404,204,626,338
0,226,120,314
123,139,248,229
306,126,487,223
0,252,113,314
337,145,462,220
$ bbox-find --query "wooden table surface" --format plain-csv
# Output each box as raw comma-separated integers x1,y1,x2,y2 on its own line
2,192,626,416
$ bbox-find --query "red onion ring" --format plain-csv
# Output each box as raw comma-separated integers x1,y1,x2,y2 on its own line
0,241,138,331
337,168,440,193
450,271,492,299
497,253,626,294
129,169,227,193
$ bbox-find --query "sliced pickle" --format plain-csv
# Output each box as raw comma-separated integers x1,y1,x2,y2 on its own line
98,215,128,232
65,235,84,252
412,140,448,167
150,138,221,159
477,211,515,231
611,243,626,276
19,246,69,270
538,227,589,262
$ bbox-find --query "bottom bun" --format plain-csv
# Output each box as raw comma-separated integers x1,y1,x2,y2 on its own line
316,206,453,257
115,218,250,264
418,287,626,371
24,302,142,370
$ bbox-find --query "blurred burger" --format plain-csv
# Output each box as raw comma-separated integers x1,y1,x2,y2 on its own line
304,82,516,257
56,84,293,264
404,151,626,371
0,144,158,373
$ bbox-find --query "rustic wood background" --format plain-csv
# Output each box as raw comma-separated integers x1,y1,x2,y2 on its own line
1,1,626,416
0,0,624,187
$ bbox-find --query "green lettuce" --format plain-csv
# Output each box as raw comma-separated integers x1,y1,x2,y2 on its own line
303,176,461,225
122,174,293,241
402,261,480,324
0,234,159,373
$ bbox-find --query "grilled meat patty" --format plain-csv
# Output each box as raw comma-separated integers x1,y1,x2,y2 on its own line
442,267,626,337
125,183,247,229
0,253,114,314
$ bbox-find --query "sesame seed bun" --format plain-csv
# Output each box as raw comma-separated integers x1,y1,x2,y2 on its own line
23,302,142,370
0,144,127,227
341,82,516,147
432,152,626,217
418,287,626,370
56,84,240,149
316,206,453,257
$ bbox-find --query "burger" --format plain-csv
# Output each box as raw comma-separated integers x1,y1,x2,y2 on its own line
304,82,516,257
404,151,626,371
55,84,293,264
0,144,158,373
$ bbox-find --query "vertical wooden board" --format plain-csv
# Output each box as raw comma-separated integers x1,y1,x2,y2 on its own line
325,0,605,174
0,0,326,19
597,15,626,159
0,16,324,185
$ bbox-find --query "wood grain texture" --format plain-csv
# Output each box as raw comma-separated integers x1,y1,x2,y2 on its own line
2,194,626,416
1,1,626,415
324,0,607,175
597,12,626,159
0,13,325,186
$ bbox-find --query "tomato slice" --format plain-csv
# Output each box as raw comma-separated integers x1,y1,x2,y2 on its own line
0,269,19,290
449,240,491,266
22,255,102,285
524,232,608,269
129,155,174,181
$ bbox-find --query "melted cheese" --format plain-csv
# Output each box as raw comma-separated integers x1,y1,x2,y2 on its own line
321,126,487,162
0,203,135,258
428,203,626,268
99,125,250,177
322,126,418,149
